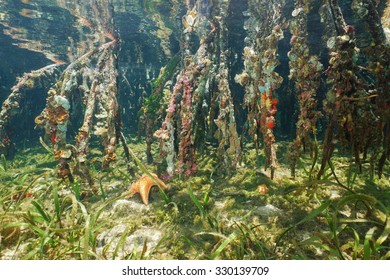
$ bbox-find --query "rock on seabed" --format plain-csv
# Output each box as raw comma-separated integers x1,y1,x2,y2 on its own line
96,225,162,259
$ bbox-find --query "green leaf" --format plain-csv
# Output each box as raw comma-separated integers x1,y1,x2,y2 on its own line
53,183,60,223
276,200,332,246
363,227,377,260
77,201,90,260
187,188,205,217
39,136,53,154
112,225,133,260
297,200,332,227
70,181,81,201
203,186,211,207
336,194,377,211
31,201,51,223
376,219,390,247
1,153,8,171
342,227,360,260
210,231,237,260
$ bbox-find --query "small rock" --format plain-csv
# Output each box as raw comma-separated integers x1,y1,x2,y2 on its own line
96,226,162,259
329,190,341,199
111,200,149,216
292,8,304,17
254,204,282,217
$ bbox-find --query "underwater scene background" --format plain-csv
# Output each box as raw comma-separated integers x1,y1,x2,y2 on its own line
0,0,389,260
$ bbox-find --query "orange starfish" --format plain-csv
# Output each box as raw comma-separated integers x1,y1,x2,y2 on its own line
128,173,169,205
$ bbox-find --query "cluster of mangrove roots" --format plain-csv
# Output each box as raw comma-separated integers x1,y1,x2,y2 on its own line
0,64,64,156
287,0,323,178
154,2,217,176
317,0,389,180
34,0,119,190
35,40,119,189
153,0,243,177
235,0,285,179
1,0,389,185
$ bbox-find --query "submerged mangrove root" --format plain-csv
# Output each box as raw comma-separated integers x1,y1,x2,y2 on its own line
287,0,323,178
154,3,217,177
0,64,64,156
259,26,284,180
236,0,285,179
213,6,241,172
355,0,390,178
35,40,119,189
317,0,386,179
214,52,241,170
140,53,180,164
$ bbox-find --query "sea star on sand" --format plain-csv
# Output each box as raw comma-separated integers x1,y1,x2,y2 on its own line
128,173,169,205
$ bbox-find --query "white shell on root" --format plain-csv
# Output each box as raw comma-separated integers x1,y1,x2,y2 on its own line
93,126,108,136
338,35,350,43
60,149,72,159
53,95,70,110
327,36,336,49
186,14,195,26
292,8,304,17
